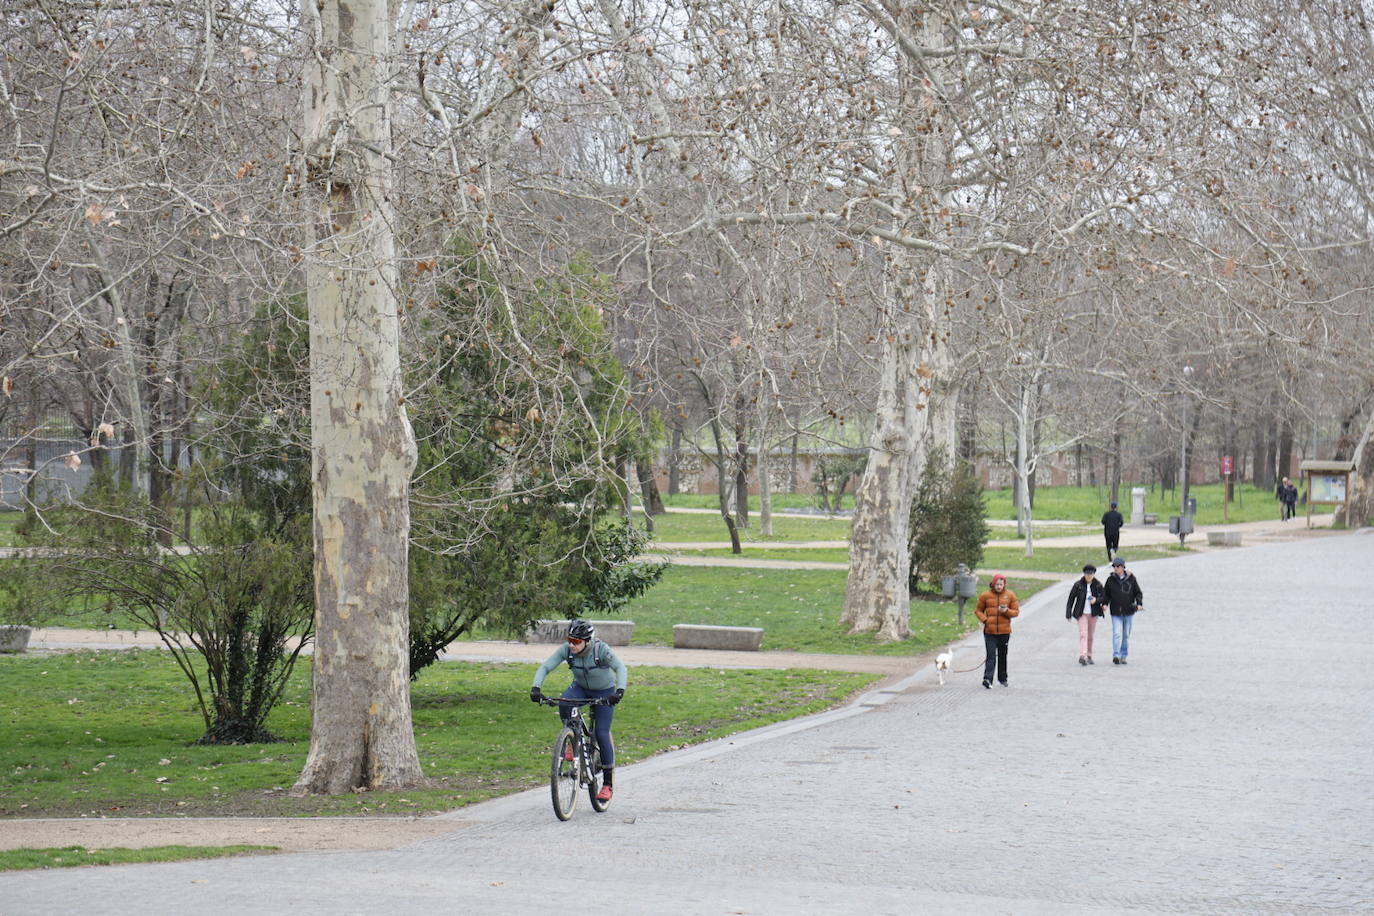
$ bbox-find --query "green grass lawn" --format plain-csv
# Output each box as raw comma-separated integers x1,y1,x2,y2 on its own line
646,510,851,543
598,565,1051,655
0,512,20,548
651,482,1323,527
0,845,276,871
674,545,1182,575
648,492,857,513
981,482,1324,526
0,649,877,819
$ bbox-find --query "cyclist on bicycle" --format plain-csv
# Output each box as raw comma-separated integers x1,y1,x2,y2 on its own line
530,619,628,802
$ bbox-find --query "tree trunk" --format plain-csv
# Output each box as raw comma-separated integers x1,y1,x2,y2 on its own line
85,239,150,498
788,427,799,493
756,412,774,537
1333,391,1371,461
841,254,944,641
841,6,951,642
733,427,750,530
1109,430,1121,505
618,458,633,520
668,422,682,495
1277,418,1295,484
841,319,927,641
636,458,664,516
1341,411,1373,527
1015,383,1034,555
957,383,977,464
1262,421,1278,491
706,415,742,553
293,0,423,795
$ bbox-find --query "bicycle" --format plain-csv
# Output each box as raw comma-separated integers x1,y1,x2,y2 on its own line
539,696,613,821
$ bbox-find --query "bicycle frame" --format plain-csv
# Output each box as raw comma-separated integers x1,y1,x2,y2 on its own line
542,696,607,781
541,696,612,819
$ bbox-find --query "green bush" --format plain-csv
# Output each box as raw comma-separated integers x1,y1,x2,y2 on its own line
25,478,313,745
811,453,866,512
908,446,990,594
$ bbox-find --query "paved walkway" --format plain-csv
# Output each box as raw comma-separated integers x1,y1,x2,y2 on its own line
4,530,1371,913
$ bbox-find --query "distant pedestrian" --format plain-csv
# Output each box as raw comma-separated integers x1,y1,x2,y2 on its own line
1065,564,1106,666
1277,477,1298,522
975,573,1020,688
1100,501,1124,562
1103,557,1144,664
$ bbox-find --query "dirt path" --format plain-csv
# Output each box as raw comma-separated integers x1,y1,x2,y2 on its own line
0,816,476,853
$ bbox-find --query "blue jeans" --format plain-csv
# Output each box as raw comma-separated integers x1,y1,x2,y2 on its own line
559,684,616,767
1111,614,1134,659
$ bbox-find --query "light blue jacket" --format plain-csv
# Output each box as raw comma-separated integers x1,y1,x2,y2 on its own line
532,640,628,692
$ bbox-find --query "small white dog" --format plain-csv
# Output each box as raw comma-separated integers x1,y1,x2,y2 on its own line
935,648,954,686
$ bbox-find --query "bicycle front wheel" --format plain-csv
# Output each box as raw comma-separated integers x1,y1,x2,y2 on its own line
551,728,579,821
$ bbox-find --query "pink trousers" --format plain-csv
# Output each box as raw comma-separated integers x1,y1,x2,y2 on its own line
1077,614,1098,658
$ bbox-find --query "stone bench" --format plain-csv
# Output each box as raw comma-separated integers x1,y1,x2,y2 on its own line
0,625,32,653
1142,513,1158,526
673,624,764,651
525,619,635,646
1206,531,1243,547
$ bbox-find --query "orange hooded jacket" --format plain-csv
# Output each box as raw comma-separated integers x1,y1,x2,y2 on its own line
974,577,1020,635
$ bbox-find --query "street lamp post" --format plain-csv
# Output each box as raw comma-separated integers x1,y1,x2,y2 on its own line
1179,365,1194,516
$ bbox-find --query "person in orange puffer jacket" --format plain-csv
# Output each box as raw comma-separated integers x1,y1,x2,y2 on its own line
974,573,1020,689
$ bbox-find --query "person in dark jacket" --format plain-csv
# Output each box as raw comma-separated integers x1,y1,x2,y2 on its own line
1103,557,1144,664
1100,501,1125,561
1065,564,1106,666
974,574,1019,688
1276,477,1298,521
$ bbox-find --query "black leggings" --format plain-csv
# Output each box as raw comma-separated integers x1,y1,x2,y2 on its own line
983,632,1010,683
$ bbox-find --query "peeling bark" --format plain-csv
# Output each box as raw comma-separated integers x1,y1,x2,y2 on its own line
293,0,423,795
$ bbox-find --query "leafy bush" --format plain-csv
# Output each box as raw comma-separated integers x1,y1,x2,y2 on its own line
25,475,313,744
811,453,866,512
908,446,989,594
404,243,664,676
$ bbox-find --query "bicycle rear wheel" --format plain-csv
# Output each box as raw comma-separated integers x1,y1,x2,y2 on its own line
550,728,579,821
588,742,610,812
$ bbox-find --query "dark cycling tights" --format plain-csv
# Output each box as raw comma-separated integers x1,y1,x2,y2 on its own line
559,684,616,767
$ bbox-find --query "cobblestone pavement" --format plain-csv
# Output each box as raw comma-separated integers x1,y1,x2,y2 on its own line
3,532,1371,915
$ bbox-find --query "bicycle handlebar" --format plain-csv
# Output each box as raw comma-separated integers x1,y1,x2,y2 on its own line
537,695,613,707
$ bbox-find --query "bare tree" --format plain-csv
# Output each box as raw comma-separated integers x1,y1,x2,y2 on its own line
292,0,423,794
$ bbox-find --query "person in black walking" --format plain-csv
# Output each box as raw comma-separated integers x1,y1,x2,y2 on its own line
1276,477,1298,522
1100,500,1124,562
